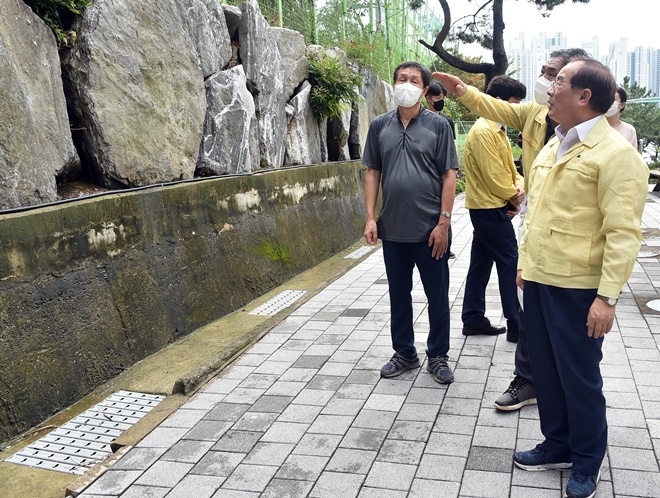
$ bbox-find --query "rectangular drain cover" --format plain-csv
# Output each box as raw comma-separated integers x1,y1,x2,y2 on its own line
345,246,375,259
4,390,164,475
249,289,307,316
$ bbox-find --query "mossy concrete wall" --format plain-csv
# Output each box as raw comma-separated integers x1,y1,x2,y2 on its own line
0,161,366,442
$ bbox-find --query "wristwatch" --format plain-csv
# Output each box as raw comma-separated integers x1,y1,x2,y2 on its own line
440,211,451,219
596,294,618,306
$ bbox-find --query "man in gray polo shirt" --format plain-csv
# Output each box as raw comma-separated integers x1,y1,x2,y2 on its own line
363,61,459,384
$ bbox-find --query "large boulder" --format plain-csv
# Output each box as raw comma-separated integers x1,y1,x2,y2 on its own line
222,5,241,40
197,66,259,176
61,0,206,188
238,0,286,169
0,0,79,209
178,0,232,78
284,82,321,166
272,27,308,101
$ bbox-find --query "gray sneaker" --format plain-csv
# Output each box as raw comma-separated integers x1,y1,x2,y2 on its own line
380,352,420,378
426,356,454,384
495,376,537,411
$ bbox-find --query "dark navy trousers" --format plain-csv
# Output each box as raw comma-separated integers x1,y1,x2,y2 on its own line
524,281,607,476
381,239,451,359
462,207,519,328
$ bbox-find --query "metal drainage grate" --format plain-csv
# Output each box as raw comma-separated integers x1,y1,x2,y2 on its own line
249,290,307,316
4,390,164,475
344,246,375,259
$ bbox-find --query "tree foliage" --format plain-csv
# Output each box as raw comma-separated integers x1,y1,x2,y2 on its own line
419,0,591,88
24,0,91,42
621,76,660,165
307,51,362,120
429,52,485,121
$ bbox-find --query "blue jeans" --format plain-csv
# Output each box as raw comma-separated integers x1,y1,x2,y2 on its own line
524,281,606,475
381,239,451,359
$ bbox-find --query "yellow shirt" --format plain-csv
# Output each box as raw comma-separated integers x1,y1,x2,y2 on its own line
463,117,523,209
459,86,549,192
518,116,649,297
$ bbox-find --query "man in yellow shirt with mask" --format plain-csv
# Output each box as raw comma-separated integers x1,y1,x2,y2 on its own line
461,76,526,340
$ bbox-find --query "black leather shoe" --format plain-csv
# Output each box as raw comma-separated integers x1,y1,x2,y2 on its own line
462,318,506,336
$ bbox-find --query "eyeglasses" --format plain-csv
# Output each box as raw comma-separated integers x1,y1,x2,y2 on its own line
550,78,580,90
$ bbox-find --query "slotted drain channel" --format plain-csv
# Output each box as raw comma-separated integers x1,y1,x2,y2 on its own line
4,390,164,475
249,289,307,316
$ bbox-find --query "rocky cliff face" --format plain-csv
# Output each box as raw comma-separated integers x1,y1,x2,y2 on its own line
0,0,393,209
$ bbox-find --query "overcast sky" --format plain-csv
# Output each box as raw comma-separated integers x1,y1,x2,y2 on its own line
443,0,657,58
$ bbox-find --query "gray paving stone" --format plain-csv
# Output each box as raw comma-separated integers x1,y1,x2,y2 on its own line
212,430,263,453
331,350,366,363
80,470,143,496
293,433,342,456
459,469,511,498
363,461,417,491
222,365,257,380
261,421,310,443
335,383,375,400
321,397,365,415
377,439,425,464
160,408,210,429
408,478,460,498
134,461,194,487
233,353,268,367
268,349,305,364
232,411,279,432
466,446,513,472
292,388,335,406
608,446,659,471
162,440,214,464
111,446,169,470
607,407,648,428
249,394,295,413
510,462,562,489
426,432,472,457
416,453,466,481
611,468,660,497
352,409,397,431
202,377,243,394
308,414,355,435
261,478,314,497
165,475,224,498
244,442,295,466
373,378,414,395
253,361,293,375
183,420,233,441
317,361,355,376
326,448,377,473
510,485,561,497
306,374,345,390
445,381,486,399
605,391,644,410
357,487,407,498
345,369,381,385
397,401,439,422
438,397,482,416
310,471,365,498
279,339,314,351
115,486,169,498
221,463,279,492
136,427,189,448
263,381,306,397
191,451,245,477
278,403,323,423
388,420,432,442
363,393,406,412
204,402,251,422
406,386,446,405
237,374,279,390
608,426,654,449
221,387,267,404
340,427,388,450
276,454,329,480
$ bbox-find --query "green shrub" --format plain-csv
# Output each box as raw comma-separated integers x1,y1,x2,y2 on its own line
307,51,362,120
24,0,91,43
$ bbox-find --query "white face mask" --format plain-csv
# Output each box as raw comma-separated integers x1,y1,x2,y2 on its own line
534,76,553,105
394,82,423,108
605,101,620,117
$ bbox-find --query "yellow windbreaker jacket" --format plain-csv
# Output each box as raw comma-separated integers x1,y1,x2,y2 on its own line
518,117,649,298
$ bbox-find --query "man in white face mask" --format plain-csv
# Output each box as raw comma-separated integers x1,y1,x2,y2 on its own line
432,48,588,413
363,61,459,385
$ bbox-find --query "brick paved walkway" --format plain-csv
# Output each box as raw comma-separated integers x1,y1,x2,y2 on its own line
78,191,660,498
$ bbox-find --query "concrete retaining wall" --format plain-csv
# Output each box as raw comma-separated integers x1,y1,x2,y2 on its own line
0,161,366,442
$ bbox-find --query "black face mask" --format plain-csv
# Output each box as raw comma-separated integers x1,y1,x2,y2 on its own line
432,99,445,112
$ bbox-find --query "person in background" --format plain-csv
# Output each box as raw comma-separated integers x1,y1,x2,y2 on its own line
362,61,459,384
426,81,457,259
461,76,526,338
432,48,588,412
513,57,648,498
605,86,638,148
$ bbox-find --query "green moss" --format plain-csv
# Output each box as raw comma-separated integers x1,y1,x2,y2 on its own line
254,241,292,264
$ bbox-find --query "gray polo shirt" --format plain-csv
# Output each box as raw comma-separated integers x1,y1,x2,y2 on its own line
362,108,458,243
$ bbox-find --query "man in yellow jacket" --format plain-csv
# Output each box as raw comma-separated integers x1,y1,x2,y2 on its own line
433,48,588,413
513,58,648,498
461,76,526,340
